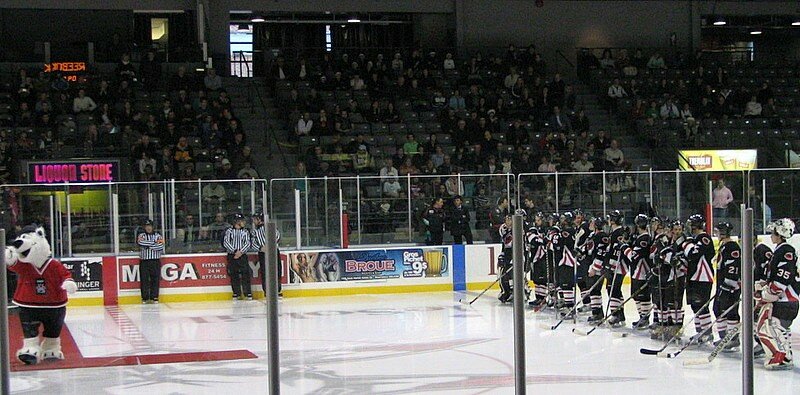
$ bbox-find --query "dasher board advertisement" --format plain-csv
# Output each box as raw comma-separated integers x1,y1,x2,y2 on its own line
679,149,757,171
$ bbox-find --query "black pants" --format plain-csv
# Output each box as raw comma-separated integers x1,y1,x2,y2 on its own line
714,290,741,323
631,278,651,302
557,264,575,305
772,301,800,328
227,253,252,297
576,259,591,304
686,280,713,316
452,229,473,244
19,307,66,338
607,271,625,319
139,259,161,301
258,251,282,294
427,231,443,246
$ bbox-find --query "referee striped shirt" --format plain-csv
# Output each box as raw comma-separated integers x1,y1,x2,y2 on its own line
137,232,165,260
251,226,281,252
224,227,250,254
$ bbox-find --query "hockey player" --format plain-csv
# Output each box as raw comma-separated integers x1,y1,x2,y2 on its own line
755,218,799,370
586,216,610,322
713,222,741,352
544,213,561,306
680,214,716,344
573,209,592,311
554,212,578,316
606,210,628,327
527,212,549,309
626,214,653,330
649,216,674,339
498,215,514,303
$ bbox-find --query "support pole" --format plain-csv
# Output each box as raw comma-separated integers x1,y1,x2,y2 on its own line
407,174,412,242
112,194,120,255
761,179,767,233
265,223,281,395
741,206,754,395
356,176,362,245
707,181,713,233
675,170,681,220
602,171,607,217
294,189,302,249
512,215,526,394
65,192,72,257
554,172,559,214
1,229,10,395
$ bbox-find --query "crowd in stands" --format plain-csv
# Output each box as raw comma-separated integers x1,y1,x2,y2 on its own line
579,48,799,152
269,45,639,237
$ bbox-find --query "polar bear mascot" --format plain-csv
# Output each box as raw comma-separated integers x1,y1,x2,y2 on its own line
4,225,77,365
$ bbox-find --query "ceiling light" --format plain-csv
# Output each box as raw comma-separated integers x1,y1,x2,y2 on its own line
712,16,726,26
750,29,763,35
347,15,361,23
251,15,265,23
792,20,800,26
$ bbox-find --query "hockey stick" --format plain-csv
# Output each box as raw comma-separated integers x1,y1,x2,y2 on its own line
682,322,742,366
658,298,740,359
572,272,652,336
539,267,608,331
458,266,511,305
640,293,718,355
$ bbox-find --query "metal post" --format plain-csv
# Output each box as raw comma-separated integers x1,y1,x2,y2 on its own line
741,206,754,395
554,172,559,213
65,191,72,257
0,229,9,395
250,179,257,215
160,192,167,241
675,169,681,220
197,180,203,228
708,181,713,229
761,179,767,234
148,192,155,224
602,171,607,218
56,196,64,257
49,195,55,256
407,174,412,242
324,177,329,245
304,178,309,244
648,168,654,211
265,222,281,395
506,173,512,211
512,215,526,395
170,179,177,239
356,176,362,245
338,185,344,248
294,189,302,249
113,194,120,255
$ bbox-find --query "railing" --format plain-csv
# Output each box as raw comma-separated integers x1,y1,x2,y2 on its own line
0,179,268,257
269,168,800,249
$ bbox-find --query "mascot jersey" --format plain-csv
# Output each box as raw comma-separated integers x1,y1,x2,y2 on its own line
9,259,72,308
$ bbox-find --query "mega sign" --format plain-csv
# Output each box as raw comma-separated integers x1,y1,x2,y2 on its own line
28,160,120,184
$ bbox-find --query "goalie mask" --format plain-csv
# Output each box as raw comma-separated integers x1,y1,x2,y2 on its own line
767,218,795,240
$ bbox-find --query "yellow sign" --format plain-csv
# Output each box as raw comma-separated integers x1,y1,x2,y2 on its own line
679,149,757,171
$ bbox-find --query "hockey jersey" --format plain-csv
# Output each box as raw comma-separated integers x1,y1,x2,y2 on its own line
626,232,652,280
608,226,627,275
715,240,741,293
525,226,547,263
764,243,800,303
8,259,72,308
553,226,577,267
651,231,674,281
753,243,773,283
682,232,715,283
589,230,611,273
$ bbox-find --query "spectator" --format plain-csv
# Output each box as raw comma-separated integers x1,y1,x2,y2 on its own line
202,182,227,204
607,78,627,112
379,158,399,183
572,151,594,172
679,103,693,121
383,177,402,198
549,106,572,132
603,139,627,170
538,156,556,173
399,157,418,176
448,90,466,110
573,109,590,134
296,112,313,137
169,66,193,92
173,136,194,170
237,161,259,179
660,98,680,119
744,95,762,117
599,49,615,69
712,178,734,221
350,73,365,90
444,175,464,196
204,68,222,91
72,89,97,114
207,212,230,244
403,134,420,155
352,144,374,174
140,51,161,91
647,52,666,69
448,195,473,244
116,53,136,83
217,158,237,179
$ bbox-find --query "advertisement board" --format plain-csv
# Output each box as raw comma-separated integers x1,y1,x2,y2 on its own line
61,257,103,292
117,254,274,289
678,149,757,171
27,159,121,184
284,247,449,283
463,244,502,287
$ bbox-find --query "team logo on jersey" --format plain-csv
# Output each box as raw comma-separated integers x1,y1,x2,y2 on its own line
765,251,773,259
701,237,711,245
785,252,794,261
35,278,47,295
731,250,740,258
602,237,610,243
562,231,569,237
640,240,648,247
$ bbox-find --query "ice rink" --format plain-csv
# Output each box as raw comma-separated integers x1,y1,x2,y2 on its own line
7,291,800,394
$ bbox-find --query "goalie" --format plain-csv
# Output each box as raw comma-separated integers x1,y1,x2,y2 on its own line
755,218,799,370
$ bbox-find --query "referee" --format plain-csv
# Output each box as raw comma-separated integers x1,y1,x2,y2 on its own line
224,213,252,300
251,213,282,297
137,219,164,304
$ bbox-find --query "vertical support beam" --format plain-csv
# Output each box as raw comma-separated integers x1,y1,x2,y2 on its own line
601,171,607,218
356,176,362,245
65,191,72,257
196,0,206,44
49,195,55,256
304,178,309,244
112,194,120,255
676,169,681,220
87,42,95,64
197,180,203,228
407,174,412,242
170,179,177,239
649,168,654,211
512,215,526,395
251,179,257,215
0,229,9,395
294,189,302,249
44,41,51,63
265,222,281,395
554,172,559,214
338,185,344,249
707,180,714,233
761,179,767,233
741,206,754,395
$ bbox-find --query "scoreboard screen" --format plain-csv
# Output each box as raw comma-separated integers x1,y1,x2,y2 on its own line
43,61,88,84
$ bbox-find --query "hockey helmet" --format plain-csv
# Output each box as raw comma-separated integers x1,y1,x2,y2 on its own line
515,208,527,218
767,218,795,239
634,214,649,229
686,214,705,230
142,219,154,226
548,212,560,224
591,216,607,229
561,211,575,222
573,208,585,218
607,210,624,225
251,211,264,218
232,213,246,222
715,222,734,237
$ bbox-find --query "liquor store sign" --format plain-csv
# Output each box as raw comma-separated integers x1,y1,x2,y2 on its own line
27,160,120,184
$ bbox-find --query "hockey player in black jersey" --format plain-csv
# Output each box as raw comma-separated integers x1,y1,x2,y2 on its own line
626,214,654,330
554,212,578,317
498,215,515,303
573,209,592,312
527,212,549,308
649,216,673,339
544,213,561,307
606,210,628,327
712,222,741,352
756,218,799,370
680,214,716,344
586,216,610,323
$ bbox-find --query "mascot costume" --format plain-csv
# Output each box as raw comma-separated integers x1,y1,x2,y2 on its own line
4,225,77,364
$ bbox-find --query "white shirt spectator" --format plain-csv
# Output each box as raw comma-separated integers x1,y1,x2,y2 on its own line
660,102,680,119
73,95,97,113
350,76,365,90
607,84,627,98
572,159,594,172
204,70,223,91
679,107,693,121
296,118,313,136
383,180,402,197
443,57,455,70
444,177,464,196
504,73,520,89
380,165,399,183
604,146,625,165
744,100,762,117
